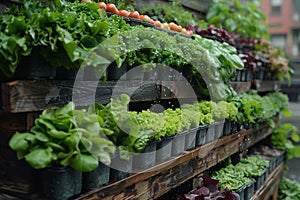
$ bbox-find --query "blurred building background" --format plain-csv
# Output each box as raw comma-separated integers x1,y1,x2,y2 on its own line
259,0,300,101
260,0,300,58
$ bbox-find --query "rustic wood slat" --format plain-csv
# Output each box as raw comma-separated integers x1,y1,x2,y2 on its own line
230,81,252,94
73,124,275,200
252,80,281,92
1,80,207,113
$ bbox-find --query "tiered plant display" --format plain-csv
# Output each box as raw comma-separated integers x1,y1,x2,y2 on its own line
0,0,294,200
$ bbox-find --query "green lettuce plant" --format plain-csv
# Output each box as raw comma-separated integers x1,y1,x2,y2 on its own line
9,102,116,172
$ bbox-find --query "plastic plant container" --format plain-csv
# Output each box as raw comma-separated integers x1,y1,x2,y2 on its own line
244,179,256,200
184,127,198,151
214,121,224,139
204,123,216,144
195,125,208,146
133,140,157,170
156,135,174,163
223,120,232,136
237,185,246,200
172,131,186,156
109,150,133,182
82,162,110,191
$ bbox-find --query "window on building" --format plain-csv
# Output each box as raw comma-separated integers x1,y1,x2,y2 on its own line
271,0,282,15
271,34,287,53
292,30,300,57
293,0,300,22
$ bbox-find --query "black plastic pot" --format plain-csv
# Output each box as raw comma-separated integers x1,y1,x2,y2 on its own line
109,150,133,182
231,121,238,133
196,125,208,146
223,120,232,136
16,46,56,80
172,131,186,156
56,67,80,80
156,135,174,163
244,179,256,200
214,121,224,139
237,185,246,200
41,166,82,200
204,124,216,144
184,127,197,151
107,62,128,81
254,168,268,191
133,140,157,170
82,162,110,191
254,67,265,80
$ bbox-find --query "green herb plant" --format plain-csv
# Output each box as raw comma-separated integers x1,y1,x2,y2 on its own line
271,122,300,160
206,0,269,40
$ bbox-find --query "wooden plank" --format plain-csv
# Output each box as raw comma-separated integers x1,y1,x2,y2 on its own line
0,112,40,147
73,124,275,200
230,81,252,94
252,80,281,92
0,146,40,194
1,80,163,113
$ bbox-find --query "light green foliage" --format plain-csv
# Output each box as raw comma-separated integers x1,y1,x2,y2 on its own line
279,177,300,200
206,0,269,40
271,122,300,159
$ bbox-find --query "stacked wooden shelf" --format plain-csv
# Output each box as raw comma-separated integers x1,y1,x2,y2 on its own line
73,123,276,200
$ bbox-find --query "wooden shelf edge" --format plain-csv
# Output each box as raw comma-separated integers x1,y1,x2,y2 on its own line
73,124,275,200
251,162,284,200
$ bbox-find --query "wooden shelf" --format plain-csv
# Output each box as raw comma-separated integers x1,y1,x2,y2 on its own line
72,123,275,200
252,80,281,92
1,80,202,113
251,162,284,200
230,81,252,94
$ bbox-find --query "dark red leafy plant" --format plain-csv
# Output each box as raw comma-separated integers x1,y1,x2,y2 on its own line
177,176,240,200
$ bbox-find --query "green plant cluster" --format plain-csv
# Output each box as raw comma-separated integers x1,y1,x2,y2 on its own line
212,155,269,191
232,91,289,126
193,34,244,83
9,102,116,172
93,94,238,159
279,177,300,200
0,0,131,77
205,0,269,40
139,1,207,28
271,122,300,159
104,26,243,100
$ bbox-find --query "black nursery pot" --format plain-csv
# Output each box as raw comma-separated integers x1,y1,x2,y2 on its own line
171,131,186,156
195,125,208,146
82,162,110,191
107,62,128,81
109,150,133,182
184,127,198,151
41,166,82,200
16,46,56,80
156,135,174,163
223,120,232,136
133,140,157,170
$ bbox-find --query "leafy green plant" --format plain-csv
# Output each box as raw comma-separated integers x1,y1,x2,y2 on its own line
232,91,289,126
279,177,300,200
206,0,269,40
0,0,131,77
271,122,300,159
212,155,269,191
9,102,116,172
